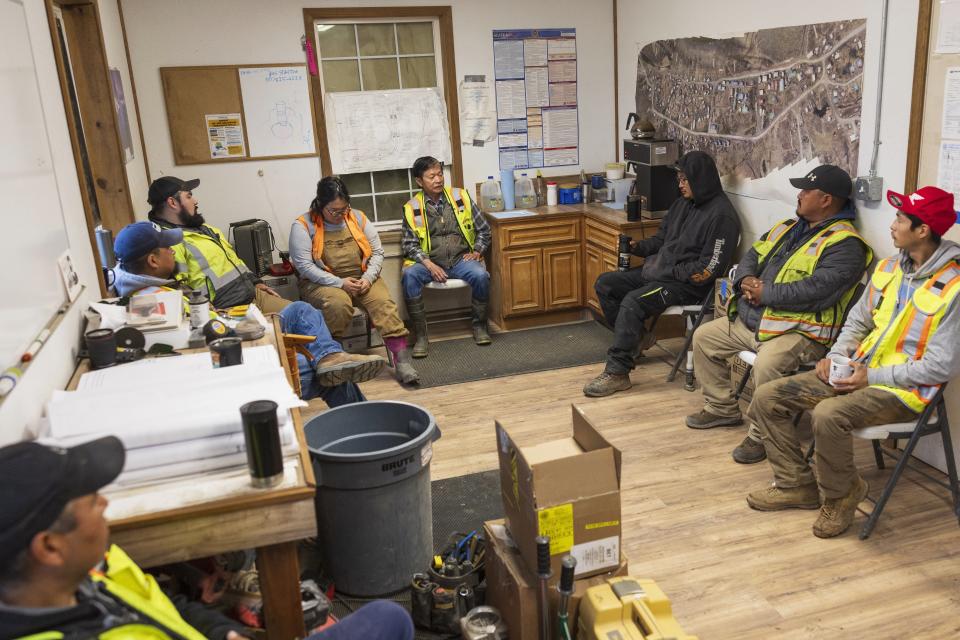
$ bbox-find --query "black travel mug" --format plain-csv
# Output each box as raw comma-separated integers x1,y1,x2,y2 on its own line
209,336,243,367
84,328,117,369
240,399,284,488
618,234,632,272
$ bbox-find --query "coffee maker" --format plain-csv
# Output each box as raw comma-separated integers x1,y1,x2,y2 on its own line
623,137,680,219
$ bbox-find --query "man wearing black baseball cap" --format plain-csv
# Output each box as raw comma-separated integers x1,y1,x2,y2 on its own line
0,438,415,639
688,164,872,467
146,176,287,313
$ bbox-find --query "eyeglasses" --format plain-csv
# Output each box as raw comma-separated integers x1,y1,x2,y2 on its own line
677,175,689,184
324,205,351,217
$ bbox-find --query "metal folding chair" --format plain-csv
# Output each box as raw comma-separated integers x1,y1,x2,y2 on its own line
852,383,960,539
651,288,715,390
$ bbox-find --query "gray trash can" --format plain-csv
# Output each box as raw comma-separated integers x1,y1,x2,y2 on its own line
304,401,440,596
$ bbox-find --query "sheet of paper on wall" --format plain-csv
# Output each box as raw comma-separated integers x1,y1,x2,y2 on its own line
937,141,960,204
493,28,578,171
205,113,245,159
325,87,452,173
938,0,960,53
238,66,315,157
459,77,496,144
942,68,960,139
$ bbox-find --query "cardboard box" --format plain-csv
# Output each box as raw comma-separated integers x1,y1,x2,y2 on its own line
484,519,628,640
496,405,622,580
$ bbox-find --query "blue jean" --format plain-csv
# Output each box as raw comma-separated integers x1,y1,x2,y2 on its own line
307,601,414,640
280,301,365,408
401,259,490,300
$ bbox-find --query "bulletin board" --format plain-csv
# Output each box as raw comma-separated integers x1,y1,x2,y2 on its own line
160,64,318,165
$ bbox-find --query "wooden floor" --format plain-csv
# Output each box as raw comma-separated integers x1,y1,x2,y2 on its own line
302,336,960,639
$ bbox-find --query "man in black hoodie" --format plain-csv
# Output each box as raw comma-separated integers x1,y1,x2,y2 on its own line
584,150,741,397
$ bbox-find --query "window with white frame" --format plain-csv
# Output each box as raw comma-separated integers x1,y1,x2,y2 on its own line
315,19,444,226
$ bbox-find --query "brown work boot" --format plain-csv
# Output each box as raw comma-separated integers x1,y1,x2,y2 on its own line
314,351,385,386
732,434,767,464
746,482,820,511
685,410,743,430
813,476,869,538
582,372,632,397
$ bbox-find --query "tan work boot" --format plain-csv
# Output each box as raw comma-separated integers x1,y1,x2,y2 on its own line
314,351,385,386
746,482,820,511
582,372,632,397
813,476,869,538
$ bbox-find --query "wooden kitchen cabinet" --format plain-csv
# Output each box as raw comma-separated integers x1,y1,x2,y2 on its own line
485,204,661,330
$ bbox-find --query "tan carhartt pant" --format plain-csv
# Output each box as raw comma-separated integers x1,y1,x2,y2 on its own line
300,279,407,338
254,287,292,315
748,370,917,499
693,315,827,419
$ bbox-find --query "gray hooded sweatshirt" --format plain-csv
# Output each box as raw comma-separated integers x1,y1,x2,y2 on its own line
112,264,179,297
828,240,960,392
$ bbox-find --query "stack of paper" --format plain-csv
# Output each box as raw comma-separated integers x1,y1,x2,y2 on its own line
44,345,306,487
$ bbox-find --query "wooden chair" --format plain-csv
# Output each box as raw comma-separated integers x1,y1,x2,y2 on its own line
281,333,316,397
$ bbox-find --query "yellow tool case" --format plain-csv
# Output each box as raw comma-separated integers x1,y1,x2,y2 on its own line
577,576,698,640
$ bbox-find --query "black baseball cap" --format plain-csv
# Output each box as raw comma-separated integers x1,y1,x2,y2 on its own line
789,165,852,199
0,437,125,565
148,176,200,206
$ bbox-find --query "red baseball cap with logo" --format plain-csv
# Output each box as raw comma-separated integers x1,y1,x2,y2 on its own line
886,186,957,236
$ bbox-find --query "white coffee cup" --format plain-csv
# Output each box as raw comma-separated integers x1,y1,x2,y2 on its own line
829,355,855,386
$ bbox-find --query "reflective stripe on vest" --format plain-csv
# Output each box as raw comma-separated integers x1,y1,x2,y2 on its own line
854,257,960,411
296,209,372,272
751,219,872,344
402,186,475,266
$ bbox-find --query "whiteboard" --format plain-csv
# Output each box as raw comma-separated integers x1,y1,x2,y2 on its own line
238,65,315,157
0,0,70,370
325,87,452,173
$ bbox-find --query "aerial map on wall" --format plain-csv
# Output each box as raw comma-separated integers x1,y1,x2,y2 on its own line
635,19,865,179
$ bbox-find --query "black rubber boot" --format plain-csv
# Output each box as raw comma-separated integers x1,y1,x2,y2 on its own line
471,299,492,345
406,296,429,358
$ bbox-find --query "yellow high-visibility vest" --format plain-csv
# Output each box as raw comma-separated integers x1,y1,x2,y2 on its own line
402,186,475,267
740,218,872,345
855,256,960,412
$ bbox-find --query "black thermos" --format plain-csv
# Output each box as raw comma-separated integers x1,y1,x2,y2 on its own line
240,400,284,488
618,234,632,272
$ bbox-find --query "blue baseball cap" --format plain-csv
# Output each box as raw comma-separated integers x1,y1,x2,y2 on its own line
114,221,183,264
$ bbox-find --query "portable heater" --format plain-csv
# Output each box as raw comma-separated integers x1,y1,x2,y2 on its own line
229,219,274,277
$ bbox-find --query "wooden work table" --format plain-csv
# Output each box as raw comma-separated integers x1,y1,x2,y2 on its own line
67,317,315,640
485,203,662,330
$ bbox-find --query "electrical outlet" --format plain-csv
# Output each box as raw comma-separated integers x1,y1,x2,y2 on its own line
855,175,883,202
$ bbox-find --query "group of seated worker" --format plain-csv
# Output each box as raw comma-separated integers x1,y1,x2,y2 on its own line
584,149,960,538
0,437,414,640
112,154,493,390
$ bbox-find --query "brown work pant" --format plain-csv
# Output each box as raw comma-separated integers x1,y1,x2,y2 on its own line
300,278,407,338
693,316,826,418
748,370,917,499
254,287,292,315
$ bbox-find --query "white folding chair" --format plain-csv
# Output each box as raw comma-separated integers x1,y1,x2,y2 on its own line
653,289,715,390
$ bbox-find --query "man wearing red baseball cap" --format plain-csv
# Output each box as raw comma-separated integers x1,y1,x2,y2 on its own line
743,185,960,538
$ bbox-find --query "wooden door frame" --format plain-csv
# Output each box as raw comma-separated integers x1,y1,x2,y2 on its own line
45,0,136,295
302,6,464,189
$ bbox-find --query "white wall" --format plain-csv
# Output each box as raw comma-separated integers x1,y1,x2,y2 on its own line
0,2,106,444
121,0,617,244
617,0,920,257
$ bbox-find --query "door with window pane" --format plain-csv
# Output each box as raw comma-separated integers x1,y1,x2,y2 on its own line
315,20,443,225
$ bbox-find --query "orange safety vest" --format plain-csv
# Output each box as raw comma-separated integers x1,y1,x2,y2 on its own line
855,256,960,411
296,209,373,273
